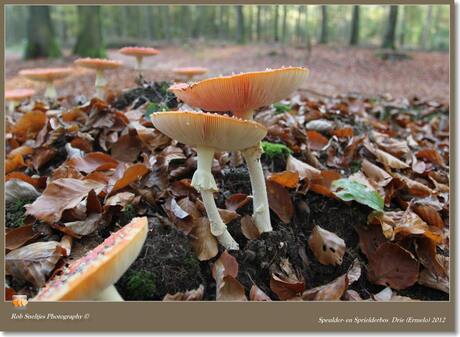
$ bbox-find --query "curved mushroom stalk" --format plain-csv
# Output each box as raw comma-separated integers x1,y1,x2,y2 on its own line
192,146,239,250
95,69,107,98
135,56,144,72
242,144,272,233
44,81,57,100
93,285,124,301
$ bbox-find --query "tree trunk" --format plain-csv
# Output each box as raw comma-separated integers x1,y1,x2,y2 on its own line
398,6,405,47
236,5,245,44
24,6,61,59
382,5,399,49
319,5,328,44
420,5,433,50
274,5,279,42
73,6,105,57
281,6,288,44
256,5,262,41
349,5,360,46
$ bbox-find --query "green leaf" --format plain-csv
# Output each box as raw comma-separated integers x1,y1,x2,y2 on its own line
331,178,384,212
145,102,168,118
273,102,291,115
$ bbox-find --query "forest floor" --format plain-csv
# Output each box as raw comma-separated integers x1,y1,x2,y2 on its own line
5,44,449,101
5,43,449,302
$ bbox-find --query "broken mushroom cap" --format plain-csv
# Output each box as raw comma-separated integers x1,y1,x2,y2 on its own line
119,46,160,57
169,67,309,119
5,89,36,101
19,68,73,82
173,67,208,77
74,58,123,70
33,217,148,301
151,111,267,152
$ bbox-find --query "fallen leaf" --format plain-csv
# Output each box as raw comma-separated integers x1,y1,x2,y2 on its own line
308,225,346,266
5,154,26,174
240,215,260,240
249,285,272,301
212,251,247,301
163,285,205,301
268,170,300,188
415,237,447,278
12,110,47,141
111,132,142,162
190,217,218,261
67,152,119,174
361,159,392,187
416,148,445,166
32,147,57,170
309,170,342,198
6,172,47,189
6,225,40,251
286,155,321,181
267,180,294,224
418,255,449,294
302,274,348,301
6,179,40,204
332,178,384,212
270,259,305,300
355,223,387,259
60,213,103,238
332,127,353,138
306,130,329,150
412,203,444,228
104,192,136,210
225,193,251,211
394,173,434,197
109,163,150,194
365,141,410,169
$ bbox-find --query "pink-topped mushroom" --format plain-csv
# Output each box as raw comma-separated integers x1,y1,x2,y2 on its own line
19,68,72,99
5,88,35,114
74,58,123,98
173,67,209,81
119,46,160,72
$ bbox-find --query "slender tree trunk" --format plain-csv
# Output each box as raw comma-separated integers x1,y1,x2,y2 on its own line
319,5,328,44
25,6,61,59
349,5,360,46
420,5,433,50
281,6,288,44
295,5,303,43
305,6,312,58
256,5,262,41
398,6,405,47
73,6,105,58
274,5,279,42
247,6,253,41
382,5,399,49
236,5,245,44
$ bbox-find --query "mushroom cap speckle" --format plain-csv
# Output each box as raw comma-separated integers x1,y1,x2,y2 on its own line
74,58,123,70
33,217,148,301
173,67,209,76
19,68,73,82
151,111,267,151
119,46,160,57
5,88,36,101
169,67,309,118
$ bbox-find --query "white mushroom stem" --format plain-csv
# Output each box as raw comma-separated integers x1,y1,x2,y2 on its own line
92,285,124,301
192,146,239,250
135,56,144,72
95,69,107,98
242,144,272,233
8,101,17,114
44,81,57,99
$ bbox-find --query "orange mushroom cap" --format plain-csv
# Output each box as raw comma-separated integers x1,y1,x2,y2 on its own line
74,58,123,70
5,89,36,101
119,46,160,57
19,68,72,82
173,67,209,76
151,111,267,152
169,67,309,119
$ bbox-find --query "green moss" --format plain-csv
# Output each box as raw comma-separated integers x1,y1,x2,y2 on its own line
119,204,136,226
261,141,292,159
273,102,291,115
125,271,156,299
6,199,33,228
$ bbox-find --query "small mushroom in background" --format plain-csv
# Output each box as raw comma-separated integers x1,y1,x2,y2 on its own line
173,67,209,82
19,68,72,100
33,217,148,301
151,111,268,250
74,58,123,99
5,88,35,114
119,46,160,73
169,67,309,233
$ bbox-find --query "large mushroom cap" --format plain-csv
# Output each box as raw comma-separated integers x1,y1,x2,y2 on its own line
173,67,209,77
151,111,267,152
169,67,309,118
74,58,123,70
33,217,148,301
19,68,72,82
5,88,36,101
119,46,160,57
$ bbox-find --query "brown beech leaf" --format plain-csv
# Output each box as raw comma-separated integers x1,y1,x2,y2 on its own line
240,215,261,240
306,130,329,150
416,148,445,166
109,163,150,194
268,170,300,189
412,203,444,228
59,235,73,257
190,217,218,261
332,127,353,138
163,285,205,301
286,155,321,181
302,274,348,301
219,208,240,224
32,147,57,170
51,165,84,180
225,193,251,211
67,152,119,174
25,178,105,224
308,225,346,266
418,255,449,294
7,145,33,159
342,289,362,301
104,192,136,211
5,241,65,287
361,159,392,187
12,110,47,141
267,180,294,224
372,132,410,158
5,154,26,174
111,133,142,162
355,223,387,259
5,172,47,189
212,251,247,301
249,285,272,301
6,225,40,251
309,170,342,198
415,237,447,278
134,124,171,152
372,287,418,301
270,259,305,300
392,209,442,244
60,213,103,238
364,141,409,169
394,173,434,197
367,242,419,290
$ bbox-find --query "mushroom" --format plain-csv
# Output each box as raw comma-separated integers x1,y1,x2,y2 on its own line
119,46,159,73
151,111,268,250
5,88,35,114
19,68,72,99
33,217,148,301
173,67,209,81
74,58,123,98
169,67,309,233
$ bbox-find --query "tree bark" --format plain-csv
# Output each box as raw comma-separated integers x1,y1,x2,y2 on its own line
256,6,262,41
24,6,61,59
382,5,399,49
281,6,288,44
420,5,433,50
73,6,106,57
319,5,328,44
274,5,279,42
236,5,245,44
349,5,360,46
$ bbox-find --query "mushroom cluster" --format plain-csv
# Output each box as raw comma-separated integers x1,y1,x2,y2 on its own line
152,67,309,249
